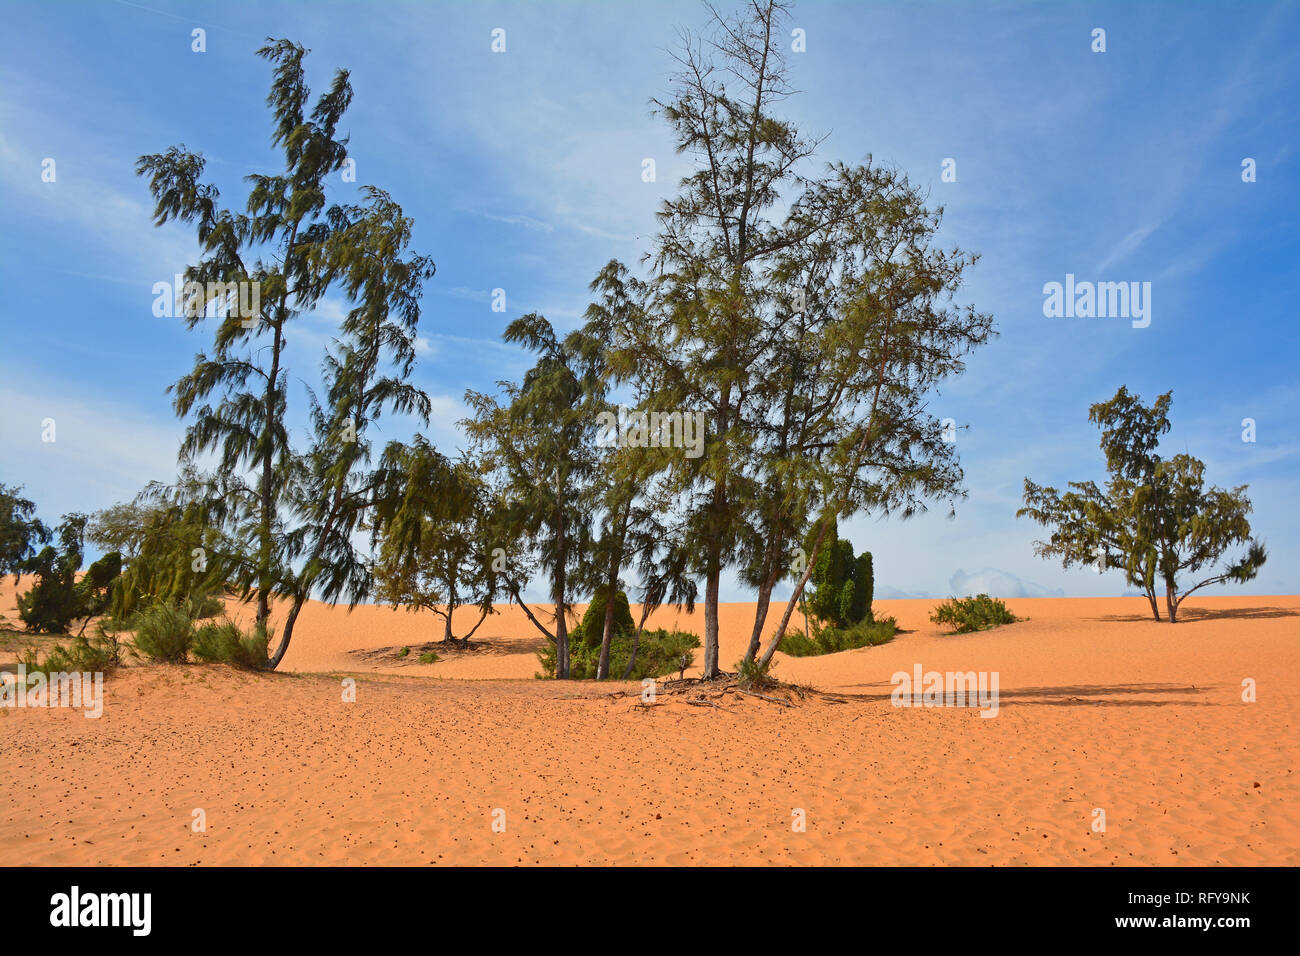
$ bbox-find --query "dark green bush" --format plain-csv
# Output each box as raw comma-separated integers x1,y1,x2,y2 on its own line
778,615,897,657
568,589,636,653
930,594,1022,633
192,618,269,669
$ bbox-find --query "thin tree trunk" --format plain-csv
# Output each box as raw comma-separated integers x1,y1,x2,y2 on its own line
1145,586,1161,621
597,579,616,680
510,585,556,643
759,515,833,668
462,606,490,642
622,604,653,680
744,572,778,662
266,595,303,670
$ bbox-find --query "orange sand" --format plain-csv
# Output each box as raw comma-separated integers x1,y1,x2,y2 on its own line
2,578,1296,865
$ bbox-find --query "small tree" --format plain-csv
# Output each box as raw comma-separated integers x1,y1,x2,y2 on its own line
1020,387,1265,622
1,484,48,581
17,514,87,633
372,444,497,644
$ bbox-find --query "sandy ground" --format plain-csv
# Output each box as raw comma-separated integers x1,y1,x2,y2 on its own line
1,578,1297,865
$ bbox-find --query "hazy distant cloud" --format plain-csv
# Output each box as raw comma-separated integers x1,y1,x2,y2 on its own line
948,568,1064,599
875,584,935,600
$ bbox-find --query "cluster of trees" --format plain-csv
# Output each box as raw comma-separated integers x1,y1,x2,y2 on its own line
6,5,1266,681
8,3,997,677
1019,387,1266,623
0,487,120,635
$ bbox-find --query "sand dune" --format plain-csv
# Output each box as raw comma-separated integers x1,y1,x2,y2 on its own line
2,580,1296,865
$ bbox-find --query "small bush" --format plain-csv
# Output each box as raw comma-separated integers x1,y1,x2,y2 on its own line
396,646,410,658
21,624,125,676
735,654,776,690
131,603,195,662
418,651,438,664
192,618,269,669
537,626,700,680
930,594,1022,633
777,616,897,657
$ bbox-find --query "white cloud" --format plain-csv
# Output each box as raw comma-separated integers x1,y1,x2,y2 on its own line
947,567,1064,599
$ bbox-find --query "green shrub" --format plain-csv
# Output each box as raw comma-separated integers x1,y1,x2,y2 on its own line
735,654,776,689
192,618,269,669
930,594,1022,633
418,651,439,664
777,615,897,657
396,646,410,658
22,623,125,676
803,517,876,628
537,625,700,680
131,603,195,662
568,589,636,653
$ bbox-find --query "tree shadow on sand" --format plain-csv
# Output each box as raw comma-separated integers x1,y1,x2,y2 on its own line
1083,605,1298,624
833,680,1224,708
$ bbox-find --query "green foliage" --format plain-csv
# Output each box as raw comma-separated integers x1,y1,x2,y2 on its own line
568,589,636,653
537,624,700,681
16,515,99,634
804,518,875,629
131,603,196,663
851,552,873,623
735,654,776,690
24,623,127,676
191,618,270,669
930,594,1021,633
0,484,48,578
778,616,897,657
1020,387,1267,622
418,651,439,664
106,496,228,622
396,646,410,657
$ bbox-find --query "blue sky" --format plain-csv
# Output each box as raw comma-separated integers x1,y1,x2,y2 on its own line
1,0,1297,601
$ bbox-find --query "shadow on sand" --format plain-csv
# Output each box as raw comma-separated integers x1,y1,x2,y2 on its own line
830,680,1222,708
1082,605,1298,624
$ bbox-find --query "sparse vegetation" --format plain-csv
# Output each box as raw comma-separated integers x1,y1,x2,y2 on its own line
536,594,700,680
130,602,196,663
778,615,897,657
930,594,1021,633
192,618,271,669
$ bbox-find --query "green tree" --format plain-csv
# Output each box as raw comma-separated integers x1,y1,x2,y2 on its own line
464,313,604,679
372,443,498,644
594,0,993,676
1020,387,1266,623
17,514,87,633
1,484,48,581
137,38,355,637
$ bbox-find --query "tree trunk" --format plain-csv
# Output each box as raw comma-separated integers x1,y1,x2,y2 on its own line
622,605,653,680
759,516,833,668
266,595,302,670
702,562,721,679
597,578,617,681
744,573,777,663
1145,587,1161,621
